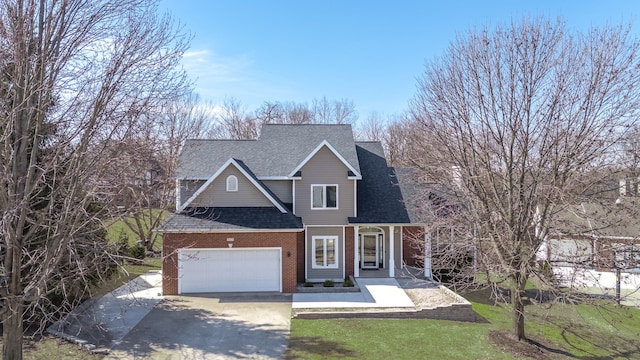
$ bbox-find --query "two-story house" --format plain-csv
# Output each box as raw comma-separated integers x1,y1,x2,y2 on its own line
158,124,430,294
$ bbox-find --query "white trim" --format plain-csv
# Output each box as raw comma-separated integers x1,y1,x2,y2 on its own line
311,235,339,269
359,227,385,270
310,184,339,210
348,221,426,226
226,175,238,192
399,226,404,269
354,226,359,277
179,158,287,213
175,179,181,212
304,225,308,281
257,176,291,180
353,180,357,217
288,140,362,179
159,228,303,234
292,180,296,214
342,226,346,280
183,175,301,181
178,247,282,294
424,226,432,279
389,225,395,277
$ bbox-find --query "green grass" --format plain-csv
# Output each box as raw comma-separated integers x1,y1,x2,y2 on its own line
106,209,168,251
20,336,103,360
287,318,516,359
287,289,640,359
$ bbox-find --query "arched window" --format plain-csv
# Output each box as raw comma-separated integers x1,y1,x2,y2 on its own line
226,175,238,192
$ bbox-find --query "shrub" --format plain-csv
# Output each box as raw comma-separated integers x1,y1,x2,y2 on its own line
129,243,146,260
323,280,335,287
304,281,314,287
343,278,354,287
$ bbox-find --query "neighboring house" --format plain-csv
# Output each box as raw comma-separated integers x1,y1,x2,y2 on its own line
157,124,429,294
537,200,640,273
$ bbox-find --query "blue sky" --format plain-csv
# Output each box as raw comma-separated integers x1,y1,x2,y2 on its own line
159,0,640,119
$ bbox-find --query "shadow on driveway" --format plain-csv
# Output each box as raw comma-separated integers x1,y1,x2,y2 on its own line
108,294,292,359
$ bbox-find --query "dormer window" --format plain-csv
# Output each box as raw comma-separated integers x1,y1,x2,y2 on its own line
311,184,338,209
226,175,238,192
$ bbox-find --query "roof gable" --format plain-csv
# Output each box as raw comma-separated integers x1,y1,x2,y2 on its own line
288,140,362,179
179,158,287,213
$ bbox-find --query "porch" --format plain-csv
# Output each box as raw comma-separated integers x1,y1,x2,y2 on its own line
352,225,431,279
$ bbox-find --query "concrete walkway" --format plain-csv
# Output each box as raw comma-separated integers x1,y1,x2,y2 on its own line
47,272,446,354
47,270,163,352
292,278,416,310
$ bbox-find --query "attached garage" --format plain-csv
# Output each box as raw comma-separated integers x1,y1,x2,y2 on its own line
178,248,282,293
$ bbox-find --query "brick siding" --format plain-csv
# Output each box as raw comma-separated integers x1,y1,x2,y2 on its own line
402,226,425,267
162,231,303,294
345,226,354,277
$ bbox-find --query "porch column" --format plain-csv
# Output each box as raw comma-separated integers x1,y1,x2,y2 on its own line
389,226,395,277
354,226,359,277
424,226,432,279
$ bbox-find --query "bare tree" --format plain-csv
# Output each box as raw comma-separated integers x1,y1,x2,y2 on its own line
224,97,359,140
312,97,358,124
356,112,414,167
357,111,387,142
409,18,640,341
109,93,214,251
217,97,258,139
0,0,189,358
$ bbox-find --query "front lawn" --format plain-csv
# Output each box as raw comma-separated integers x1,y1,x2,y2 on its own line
287,289,640,359
287,318,514,359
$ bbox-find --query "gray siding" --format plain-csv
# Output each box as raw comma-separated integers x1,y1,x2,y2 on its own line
262,180,293,203
295,146,355,225
306,226,344,281
190,167,273,207
180,180,206,205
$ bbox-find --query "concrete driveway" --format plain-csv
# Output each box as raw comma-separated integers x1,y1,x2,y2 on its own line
107,293,292,360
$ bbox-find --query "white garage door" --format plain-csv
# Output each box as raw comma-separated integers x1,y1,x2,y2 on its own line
178,248,281,293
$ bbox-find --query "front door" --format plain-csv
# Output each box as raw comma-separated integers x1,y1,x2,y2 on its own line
361,234,378,269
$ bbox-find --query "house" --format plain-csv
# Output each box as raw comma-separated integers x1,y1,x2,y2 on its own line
540,202,640,267
157,124,430,294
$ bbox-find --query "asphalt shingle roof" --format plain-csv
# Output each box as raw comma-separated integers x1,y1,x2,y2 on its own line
158,207,303,232
550,200,640,238
176,124,360,179
348,142,417,224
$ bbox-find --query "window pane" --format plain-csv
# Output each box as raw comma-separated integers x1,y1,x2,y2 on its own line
312,186,324,208
326,186,337,208
315,239,324,266
326,238,335,266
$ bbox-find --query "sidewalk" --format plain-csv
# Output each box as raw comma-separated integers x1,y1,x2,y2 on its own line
47,270,163,352
292,278,416,312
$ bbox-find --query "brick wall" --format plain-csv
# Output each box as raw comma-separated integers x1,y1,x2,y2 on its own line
296,231,305,284
403,226,425,267
162,231,302,295
345,226,354,278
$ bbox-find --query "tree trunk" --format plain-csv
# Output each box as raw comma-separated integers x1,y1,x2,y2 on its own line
511,273,527,341
2,299,24,360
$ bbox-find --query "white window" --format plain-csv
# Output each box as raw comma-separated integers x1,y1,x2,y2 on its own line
311,184,338,209
312,236,339,268
226,175,238,192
